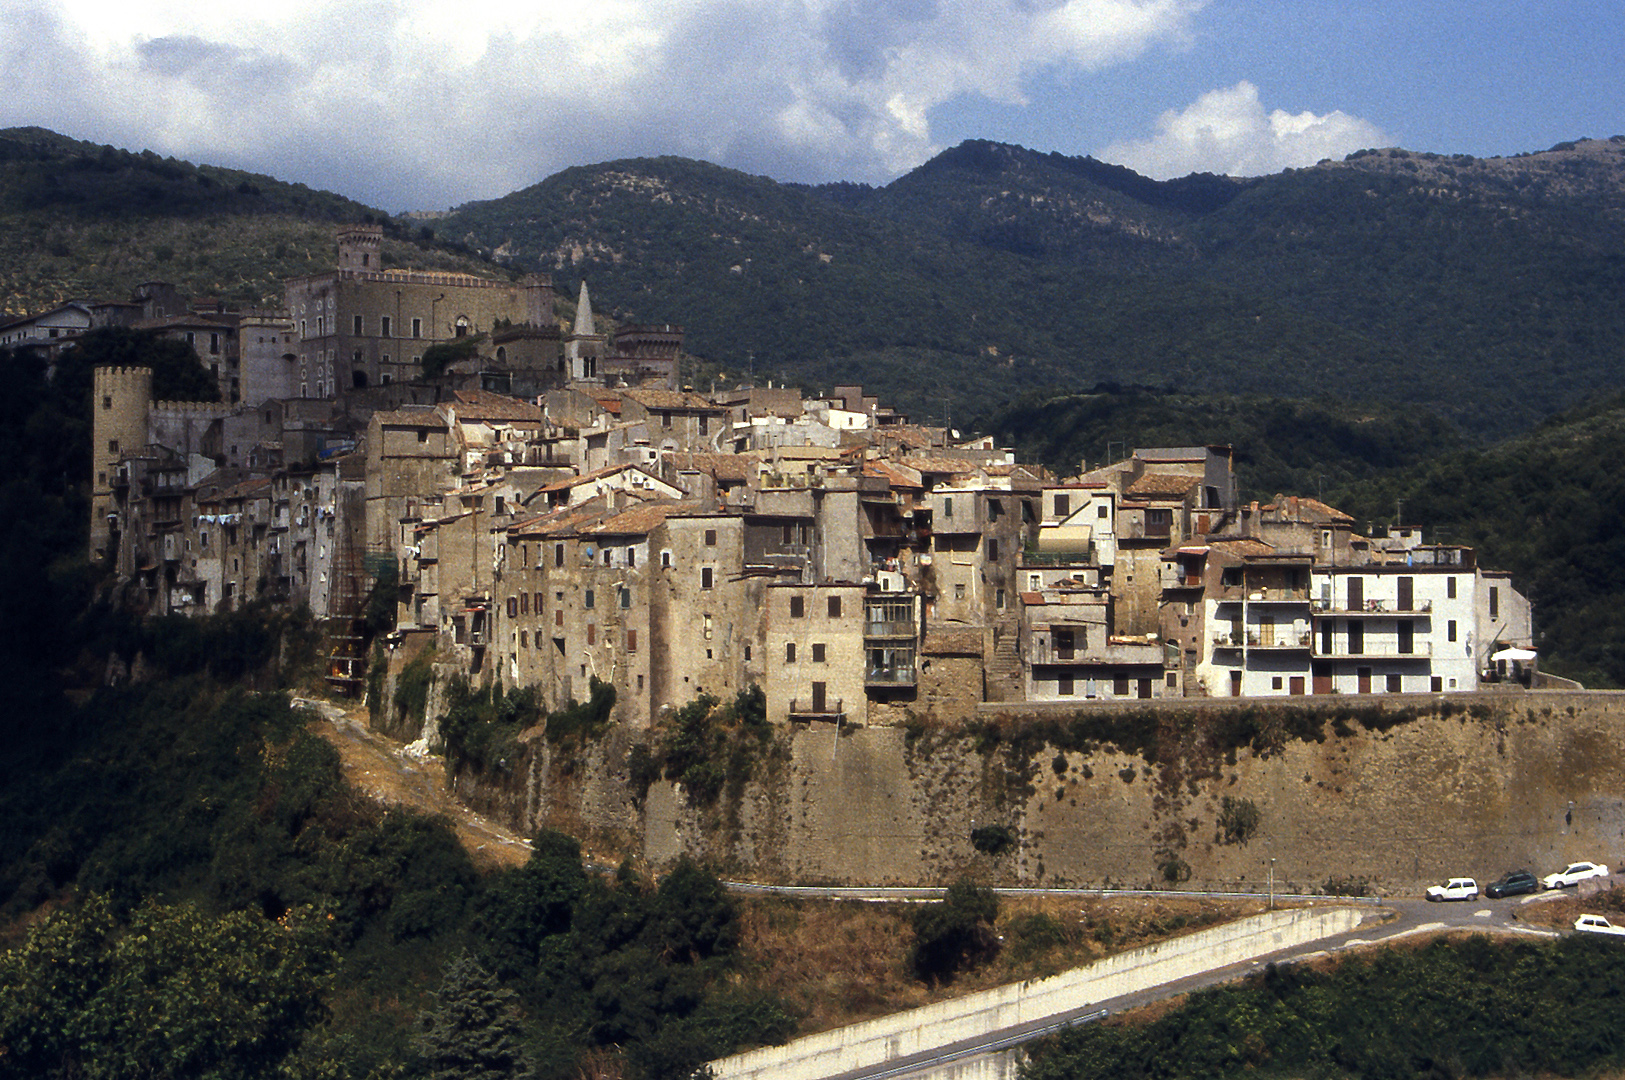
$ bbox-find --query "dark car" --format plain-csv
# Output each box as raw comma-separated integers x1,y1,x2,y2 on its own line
1486,871,1539,898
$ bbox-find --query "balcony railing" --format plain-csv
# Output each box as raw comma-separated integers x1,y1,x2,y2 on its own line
1247,630,1313,649
1312,598,1433,615
866,666,917,686
1315,640,1434,659
1021,544,1095,567
864,619,917,639
788,697,844,719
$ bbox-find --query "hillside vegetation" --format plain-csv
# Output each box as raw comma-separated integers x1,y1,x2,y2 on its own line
0,127,514,313
437,136,1625,438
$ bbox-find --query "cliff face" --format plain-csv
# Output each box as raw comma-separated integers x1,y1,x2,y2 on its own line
377,647,1625,891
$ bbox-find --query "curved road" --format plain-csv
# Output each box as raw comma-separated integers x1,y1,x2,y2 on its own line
817,885,1590,1080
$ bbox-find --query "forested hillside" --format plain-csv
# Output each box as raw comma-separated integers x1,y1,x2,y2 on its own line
0,127,511,313
438,136,1625,438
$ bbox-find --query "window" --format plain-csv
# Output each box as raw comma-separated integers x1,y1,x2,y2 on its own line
555,609,564,626
701,567,713,590
520,593,529,615
1397,620,1414,655
1145,508,1172,538
986,538,999,562
1490,587,1499,619
699,416,708,436
108,439,118,453
1386,673,1402,693
1348,623,1364,654
942,496,953,518
703,615,713,639
353,315,363,335
381,316,391,337
744,644,752,662
102,396,112,409
954,583,966,600
411,318,422,339
626,546,636,568
627,629,637,652
785,642,796,663
520,630,528,648
988,498,1003,521
1097,504,1108,519
996,588,1006,609
1058,675,1074,696
705,529,717,546
210,332,220,354
1054,629,1074,660
534,592,543,613
1431,676,1443,692
584,589,594,609
1054,493,1069,519
556,544,565,567
1447,577,1457,599
827,596,841,618
1448,620,1458,642
587,624,596,645
661,550,672,568
1114,674,1129,696
790,596,805,618
811,643,826,663
782,523,793,545
1272,677,1283,690
620,587,630,609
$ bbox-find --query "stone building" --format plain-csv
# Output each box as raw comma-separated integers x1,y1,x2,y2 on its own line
285,225,555,397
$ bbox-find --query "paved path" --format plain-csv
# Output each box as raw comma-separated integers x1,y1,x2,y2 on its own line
819,886,1596,1080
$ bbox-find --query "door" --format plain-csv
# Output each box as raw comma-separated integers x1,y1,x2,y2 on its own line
1312,662,1332,695
1230,670,1242,697
1290,676,1305,695
1138,678,1152,699
1397,619,1414,655
1398,576,1414,611
1347,576,1363,611
1357,666,1371,694
811,681,827,713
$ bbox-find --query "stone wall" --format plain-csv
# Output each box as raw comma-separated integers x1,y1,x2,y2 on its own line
371,657,1625,892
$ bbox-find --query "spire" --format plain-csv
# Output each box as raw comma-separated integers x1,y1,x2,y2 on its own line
572,281,595,337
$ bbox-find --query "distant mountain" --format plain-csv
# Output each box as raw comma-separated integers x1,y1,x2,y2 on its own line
3,127,1623,440
0,127,510,314
437,136,1625,438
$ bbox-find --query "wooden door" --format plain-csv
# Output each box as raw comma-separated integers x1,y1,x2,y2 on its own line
812,681,826,713
1398,576,1414,611
1347,576,1363,610
1357,666,1372,694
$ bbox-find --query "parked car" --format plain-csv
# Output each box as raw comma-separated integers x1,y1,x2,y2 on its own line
1543,862,1610,890
1485,870,1540,898
1426,877,1479,902
1574,914,1625,937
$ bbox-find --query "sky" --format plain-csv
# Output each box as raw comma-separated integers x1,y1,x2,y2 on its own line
4,0,1621,213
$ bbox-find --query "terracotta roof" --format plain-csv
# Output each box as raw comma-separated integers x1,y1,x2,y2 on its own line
1208,537,1278,558
450,389,543,422
668,452,756,481
1126,473,1200,496
582,499,698,537
219,477,273,501
864,460,923,489
624,388,723,411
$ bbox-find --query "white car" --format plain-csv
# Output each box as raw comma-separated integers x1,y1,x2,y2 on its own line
1543,862,1610,890
1574,914,1625,937
1426,877,1479,902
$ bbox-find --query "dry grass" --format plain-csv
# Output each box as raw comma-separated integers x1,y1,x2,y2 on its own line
732,893,1270,1035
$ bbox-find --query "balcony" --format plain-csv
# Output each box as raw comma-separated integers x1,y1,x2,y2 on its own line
1160,567,1204,590
866,665,917,687
864,618,916,639
1313,598,1433,615
1021,544,1095,567
1315,640,1434,659
1247,630,1313,650
788,697,844,720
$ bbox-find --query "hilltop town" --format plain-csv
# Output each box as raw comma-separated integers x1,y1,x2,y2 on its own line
4,224,1539,734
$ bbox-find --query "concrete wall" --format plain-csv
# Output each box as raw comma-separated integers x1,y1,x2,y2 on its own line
709,906,1363,1080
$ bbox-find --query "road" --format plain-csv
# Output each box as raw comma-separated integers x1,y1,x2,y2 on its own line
821,887,1588,1080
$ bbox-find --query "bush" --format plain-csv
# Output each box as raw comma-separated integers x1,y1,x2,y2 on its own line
1216,796,1261,846
911,878,1000,984
970,823,1018,856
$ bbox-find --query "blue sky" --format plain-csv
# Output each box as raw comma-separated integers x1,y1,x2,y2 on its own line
4,0,1620,212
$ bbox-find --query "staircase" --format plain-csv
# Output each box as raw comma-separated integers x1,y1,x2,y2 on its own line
985,616,1023,702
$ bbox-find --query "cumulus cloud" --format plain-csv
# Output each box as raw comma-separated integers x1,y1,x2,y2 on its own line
1100,81,1388,179
0,0,1205,209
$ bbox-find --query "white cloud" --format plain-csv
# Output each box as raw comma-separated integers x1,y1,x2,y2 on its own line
1,0,1206,209
1100,81,1388,178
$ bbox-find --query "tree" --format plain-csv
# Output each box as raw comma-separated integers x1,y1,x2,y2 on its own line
0,895,334,1079
910,878,1000,984
416,952,535,1080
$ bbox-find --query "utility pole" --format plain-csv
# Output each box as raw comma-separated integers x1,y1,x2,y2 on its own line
1269,857,1277,910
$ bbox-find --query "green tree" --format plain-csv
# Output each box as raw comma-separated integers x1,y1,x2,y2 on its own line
910,878,1000,984
0,895,334,1079
416,952,535,1080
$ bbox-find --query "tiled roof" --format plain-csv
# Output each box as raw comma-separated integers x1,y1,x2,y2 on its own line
624,388,723,411
1126,472,1200,496
450,389,543,422
583,499,698,537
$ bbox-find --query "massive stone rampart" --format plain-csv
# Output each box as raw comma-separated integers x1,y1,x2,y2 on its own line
374,653,1625,891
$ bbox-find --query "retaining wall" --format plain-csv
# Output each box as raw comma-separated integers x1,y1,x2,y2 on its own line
710,905,1364,1080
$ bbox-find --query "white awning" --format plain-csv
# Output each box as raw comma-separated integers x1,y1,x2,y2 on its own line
1490,647,1537,662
